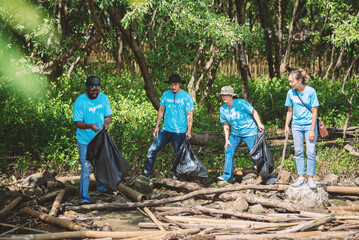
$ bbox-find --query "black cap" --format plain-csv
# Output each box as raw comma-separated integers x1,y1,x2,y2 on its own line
86,76,101,90
164,74,185,84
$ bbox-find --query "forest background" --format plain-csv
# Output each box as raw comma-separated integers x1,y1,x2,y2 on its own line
0,0,358,182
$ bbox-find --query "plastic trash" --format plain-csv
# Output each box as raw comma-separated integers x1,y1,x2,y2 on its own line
86,130,131,191
248,130,274,177
171,137,208,180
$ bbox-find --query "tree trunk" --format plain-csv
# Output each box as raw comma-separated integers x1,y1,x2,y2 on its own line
323,44,335,80
333,49,347,79
202,57,220,103
188,43,205,102
281,0,300,73
107,5,160,110
234,0,251,102
340,52,359,139
256,0,275,78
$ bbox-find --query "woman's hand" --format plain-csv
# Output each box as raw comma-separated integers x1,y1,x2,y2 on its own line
224,139,232,151
285,125,291,135
309,130,315,142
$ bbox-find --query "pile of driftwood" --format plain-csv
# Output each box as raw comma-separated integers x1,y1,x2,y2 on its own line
2,171,359,240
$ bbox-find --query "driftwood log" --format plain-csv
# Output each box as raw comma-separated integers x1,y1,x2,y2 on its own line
65,184,280,211
22,208,87,231
0,197,22,219
48,189,66,216
195,205,280,223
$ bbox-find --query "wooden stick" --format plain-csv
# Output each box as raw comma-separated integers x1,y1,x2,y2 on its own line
328,205,359,211
22,207,88,231
1,230,169,240
0,197,22,219
330,223,359,231
195,205,279,223
215,231,355,240
0,223,48,233
299,211,330,218
49,189,66,216
276,133,289,180
329,210,359,216
143,207,167,231
277,215,334,233
66,184,280,211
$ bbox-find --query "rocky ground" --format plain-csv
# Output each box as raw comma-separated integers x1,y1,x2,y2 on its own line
1,169,359,239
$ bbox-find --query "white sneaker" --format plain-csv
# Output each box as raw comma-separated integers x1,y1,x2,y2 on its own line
292,177,306,187
218,176,225,181
307,178,317,190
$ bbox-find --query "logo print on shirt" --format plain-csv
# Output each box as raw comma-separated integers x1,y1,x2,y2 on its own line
89,104,103,113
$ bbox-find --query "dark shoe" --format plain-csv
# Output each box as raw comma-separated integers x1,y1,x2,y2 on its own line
80,200,90,205
142,171,152,179
103,189,117,195
263,174,276,185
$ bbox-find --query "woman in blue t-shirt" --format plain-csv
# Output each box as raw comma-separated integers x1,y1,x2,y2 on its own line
217,86,274,184
284,69,319,190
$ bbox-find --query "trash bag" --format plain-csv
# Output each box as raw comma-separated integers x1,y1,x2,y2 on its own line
86,130,131,191
248,130,274,177
171,137,208,180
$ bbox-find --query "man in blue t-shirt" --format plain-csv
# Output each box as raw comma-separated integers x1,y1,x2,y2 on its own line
73,76,113,204
143,74,194,179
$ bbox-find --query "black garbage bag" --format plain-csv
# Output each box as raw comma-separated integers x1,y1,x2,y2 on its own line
86,130,131,191
248,130,274,177
171,137,208,180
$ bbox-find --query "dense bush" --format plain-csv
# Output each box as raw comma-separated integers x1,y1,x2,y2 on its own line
0,67,358,179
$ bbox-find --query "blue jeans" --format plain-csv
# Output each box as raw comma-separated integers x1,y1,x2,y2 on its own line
144,129,186,175
220,134,257,183
78,142,107,203
292,124,317,176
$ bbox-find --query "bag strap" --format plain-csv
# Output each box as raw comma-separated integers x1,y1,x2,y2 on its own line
294,89,312,113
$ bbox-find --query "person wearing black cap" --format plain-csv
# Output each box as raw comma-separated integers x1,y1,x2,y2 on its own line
73,76,113,204
143,74,194,179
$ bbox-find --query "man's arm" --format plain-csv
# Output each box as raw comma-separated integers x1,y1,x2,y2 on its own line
252,109,264,130
74,121,100,133
153,106,166,138
103,115,112,131
186,110,193,139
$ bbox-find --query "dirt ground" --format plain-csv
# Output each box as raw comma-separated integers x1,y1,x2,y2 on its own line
0,174,156,235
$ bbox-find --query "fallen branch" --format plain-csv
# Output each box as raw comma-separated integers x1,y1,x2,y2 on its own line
195,205,279,223
219,192,308,213
153,178,203,191
330,223,359,231
0,196,22,219
49,189,66,216
2,230,169,240
277,215,335,233
328,205,359,211
65,184,280,211
0,223,48,234
143,207,167,231
344,144,359,157
23,208,87,231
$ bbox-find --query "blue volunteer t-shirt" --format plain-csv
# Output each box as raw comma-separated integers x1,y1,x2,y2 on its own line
73,92,112,144
285,86,319,126
220,99,257,137
160,90,194,133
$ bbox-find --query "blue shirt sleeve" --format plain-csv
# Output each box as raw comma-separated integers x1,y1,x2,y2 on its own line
160,93,167,107
104,95,113,117
185,95,194,111
73,98,84,122
241,99,254,114
285,90,293,107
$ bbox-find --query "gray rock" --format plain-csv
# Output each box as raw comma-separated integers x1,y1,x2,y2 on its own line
248,204,266,214
242,173,257,181
323,174,339,185
354,177,359,186
220,197,249,212
285,185,329,210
